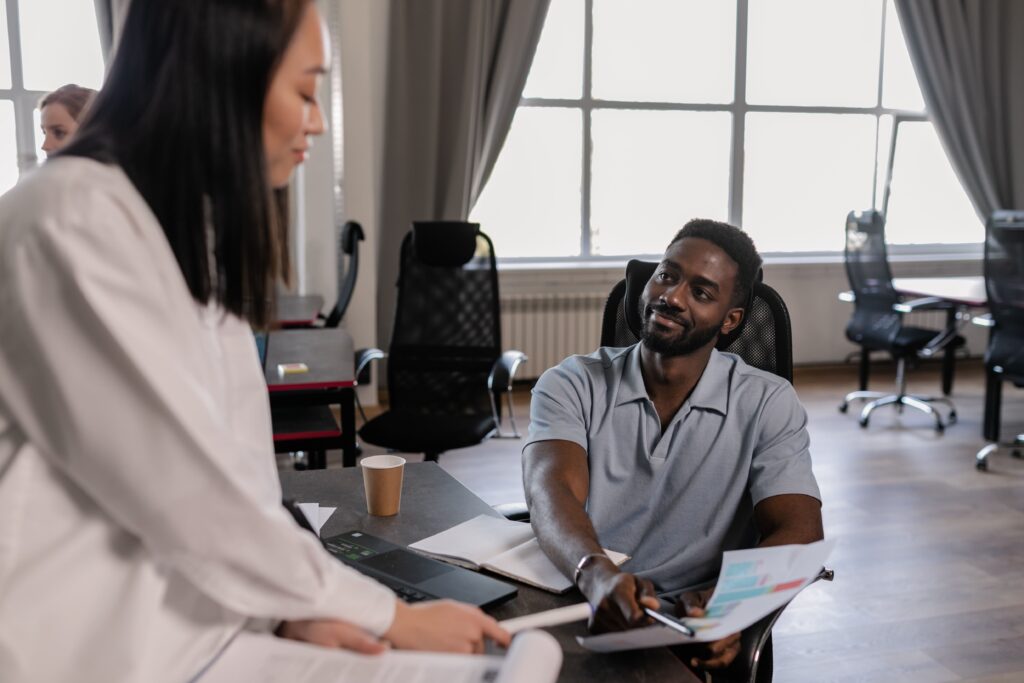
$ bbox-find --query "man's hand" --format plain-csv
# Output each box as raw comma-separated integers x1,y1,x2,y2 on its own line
276,619,387,654
581,560,660,633
384,599,511,654
674,589,742,670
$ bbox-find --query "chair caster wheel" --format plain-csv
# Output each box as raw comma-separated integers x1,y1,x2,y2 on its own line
948,411,958,424
1013,450,1023,459
838,403,848,414
936,424,945,435
859,418,869,428
976,460,988,471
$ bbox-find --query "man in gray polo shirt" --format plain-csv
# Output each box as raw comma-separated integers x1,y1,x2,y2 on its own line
523,219,822,672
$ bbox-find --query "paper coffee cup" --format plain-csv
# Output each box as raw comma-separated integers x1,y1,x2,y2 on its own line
360,455,405,516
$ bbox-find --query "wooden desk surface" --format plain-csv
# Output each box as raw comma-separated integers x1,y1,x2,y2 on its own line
278,463,692,683
265,328,354,392
275,294,324,327
892,276,987,307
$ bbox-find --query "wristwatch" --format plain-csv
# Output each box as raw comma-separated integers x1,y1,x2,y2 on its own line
573,552,609,587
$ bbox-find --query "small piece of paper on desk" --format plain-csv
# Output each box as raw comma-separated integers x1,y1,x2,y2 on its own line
297,503,336,537
579,538,835,652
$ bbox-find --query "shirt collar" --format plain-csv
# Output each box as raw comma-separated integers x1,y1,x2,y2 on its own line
616,344,731,416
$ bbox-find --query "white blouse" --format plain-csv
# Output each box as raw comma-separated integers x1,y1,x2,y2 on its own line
0,158,395,683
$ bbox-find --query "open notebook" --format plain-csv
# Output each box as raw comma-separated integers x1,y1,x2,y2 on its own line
409,514,629,594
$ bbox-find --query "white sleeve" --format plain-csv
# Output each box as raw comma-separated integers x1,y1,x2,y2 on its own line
0,190,395,635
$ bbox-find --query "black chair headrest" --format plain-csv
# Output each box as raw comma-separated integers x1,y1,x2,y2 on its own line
341,221,365,254
622,258,762,343
412,221,480,267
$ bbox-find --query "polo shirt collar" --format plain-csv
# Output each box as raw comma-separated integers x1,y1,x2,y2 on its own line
617,344,731,416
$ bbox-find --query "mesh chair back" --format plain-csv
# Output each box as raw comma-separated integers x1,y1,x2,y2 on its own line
388,222,501,416
843,210,902,349
985,211,1024,380
599,259,794,383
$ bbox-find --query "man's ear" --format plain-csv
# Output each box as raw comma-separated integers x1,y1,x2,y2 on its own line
720,307,744,336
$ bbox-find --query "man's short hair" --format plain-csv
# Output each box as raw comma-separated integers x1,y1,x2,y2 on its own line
668,219,762,308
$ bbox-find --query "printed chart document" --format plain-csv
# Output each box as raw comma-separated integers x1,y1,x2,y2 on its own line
297,503,336,537
409,514,628,593
579,539,835,652
198,629,561,683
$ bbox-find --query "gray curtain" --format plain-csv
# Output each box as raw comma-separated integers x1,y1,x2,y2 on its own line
895,0,1024,218
93,0,131,62
376,0,550,346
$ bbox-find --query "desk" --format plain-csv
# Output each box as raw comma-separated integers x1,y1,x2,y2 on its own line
267,328,357,468
276,294,325,327
279,463,694,683
892,276,987,307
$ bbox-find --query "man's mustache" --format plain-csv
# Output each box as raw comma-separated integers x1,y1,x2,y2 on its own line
646,301,691,329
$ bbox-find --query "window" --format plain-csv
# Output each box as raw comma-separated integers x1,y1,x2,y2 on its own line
1,0,105,194
473,0,980,260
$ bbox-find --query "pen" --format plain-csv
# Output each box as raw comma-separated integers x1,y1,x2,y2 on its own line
643,607,695,637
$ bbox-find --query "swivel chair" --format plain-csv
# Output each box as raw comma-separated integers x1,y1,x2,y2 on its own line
974,211,1024,470
599,259,829,683
838,210,964,432
358,222,526,462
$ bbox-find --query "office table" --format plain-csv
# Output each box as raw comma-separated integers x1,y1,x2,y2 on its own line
275,294,325,327
279,463,695,683
266,328,357,468
891,276,987,307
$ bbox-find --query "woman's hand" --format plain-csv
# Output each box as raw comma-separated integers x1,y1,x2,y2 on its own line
276,619,387,654
384,599,511,653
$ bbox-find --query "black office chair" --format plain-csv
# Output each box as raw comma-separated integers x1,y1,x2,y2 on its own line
358,222,527,461
974,211,1024,470
600,259,828,683
838,210,964,432
601,259,793,382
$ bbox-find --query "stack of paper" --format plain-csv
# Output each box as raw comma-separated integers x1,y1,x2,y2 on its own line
579,538,836,651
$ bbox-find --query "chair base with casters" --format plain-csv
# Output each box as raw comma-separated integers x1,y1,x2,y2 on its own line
976,435,1024,471
839,329,963,433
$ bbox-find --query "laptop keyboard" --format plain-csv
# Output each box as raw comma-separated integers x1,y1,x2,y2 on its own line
325,538,436,603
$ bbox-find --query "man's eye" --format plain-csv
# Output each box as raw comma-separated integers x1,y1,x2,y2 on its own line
693,288,709,300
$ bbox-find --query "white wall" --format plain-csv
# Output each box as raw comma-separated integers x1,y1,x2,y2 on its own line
300,0,390,405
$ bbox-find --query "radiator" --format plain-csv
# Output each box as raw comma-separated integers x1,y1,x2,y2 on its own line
501,293,608,380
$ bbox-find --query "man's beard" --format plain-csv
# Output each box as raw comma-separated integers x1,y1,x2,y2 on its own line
639,298,723,357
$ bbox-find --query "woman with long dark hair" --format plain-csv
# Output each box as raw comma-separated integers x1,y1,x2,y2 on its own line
0,2,507,680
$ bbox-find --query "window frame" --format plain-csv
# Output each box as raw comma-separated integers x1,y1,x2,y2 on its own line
2,0,53,175
494,0,978,265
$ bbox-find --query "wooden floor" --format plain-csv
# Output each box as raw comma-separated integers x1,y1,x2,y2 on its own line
310,360,1024,682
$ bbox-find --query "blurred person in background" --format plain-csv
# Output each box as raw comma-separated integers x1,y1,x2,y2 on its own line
38,83,96,156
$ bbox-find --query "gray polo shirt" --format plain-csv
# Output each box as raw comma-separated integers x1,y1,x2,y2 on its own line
526,345,820,593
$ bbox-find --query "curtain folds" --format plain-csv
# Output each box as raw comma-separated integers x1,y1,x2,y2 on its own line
377,0,550,345
895,0,1024,217
93,0,131,62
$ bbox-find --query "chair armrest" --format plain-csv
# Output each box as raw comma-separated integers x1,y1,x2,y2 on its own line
892,296,955,313
972,313,995,328
355,347,386,385
488,350,528,393
726,566,834,682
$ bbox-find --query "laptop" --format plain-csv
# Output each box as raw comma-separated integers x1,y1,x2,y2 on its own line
323,530,518,608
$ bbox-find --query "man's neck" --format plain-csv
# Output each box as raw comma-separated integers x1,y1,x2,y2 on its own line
639,342,715,431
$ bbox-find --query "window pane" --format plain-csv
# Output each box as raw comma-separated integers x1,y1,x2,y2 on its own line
0,3,11,88
592,0,735,103
885,122,981,244
522,0,584,99
471,107,582,258
881,0,925,111
743,113,876,252
746,0,883,107
19,0,104,91
0,102,19,194
590,110,731,255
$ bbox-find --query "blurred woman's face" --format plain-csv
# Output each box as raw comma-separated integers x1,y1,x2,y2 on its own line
263,3,328,189
40,103,79,157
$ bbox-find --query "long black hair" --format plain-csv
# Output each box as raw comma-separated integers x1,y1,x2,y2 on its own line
61,0,311,328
